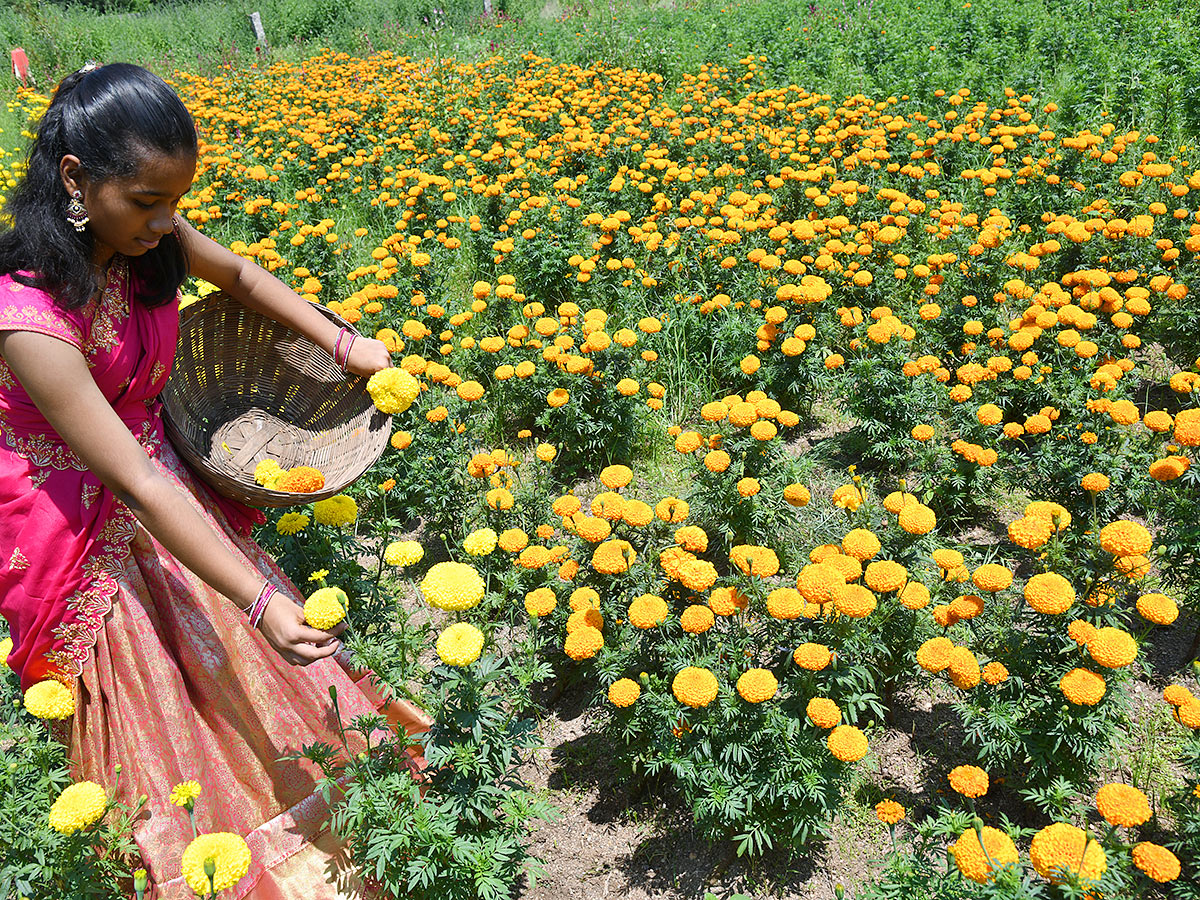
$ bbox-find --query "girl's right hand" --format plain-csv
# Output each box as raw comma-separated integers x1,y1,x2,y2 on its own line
257,593,344,666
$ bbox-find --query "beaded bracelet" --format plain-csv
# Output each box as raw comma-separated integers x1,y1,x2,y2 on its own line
247,582,276,630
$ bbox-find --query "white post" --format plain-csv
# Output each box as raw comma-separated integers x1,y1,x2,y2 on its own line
249,12,268,47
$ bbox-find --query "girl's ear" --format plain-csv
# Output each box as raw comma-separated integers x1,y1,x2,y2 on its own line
59,154,86,197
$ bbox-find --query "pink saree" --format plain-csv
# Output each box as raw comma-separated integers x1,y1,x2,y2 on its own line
0,260,427,898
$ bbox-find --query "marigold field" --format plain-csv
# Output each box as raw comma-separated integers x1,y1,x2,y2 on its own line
4,2,1200,897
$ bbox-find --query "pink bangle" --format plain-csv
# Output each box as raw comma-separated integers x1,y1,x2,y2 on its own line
332,329,346,368
248,582,276,630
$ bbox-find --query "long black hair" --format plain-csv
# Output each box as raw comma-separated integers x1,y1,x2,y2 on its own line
0,63,198,310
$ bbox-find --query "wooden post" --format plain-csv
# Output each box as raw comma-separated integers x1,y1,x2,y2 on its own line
249,12,268,47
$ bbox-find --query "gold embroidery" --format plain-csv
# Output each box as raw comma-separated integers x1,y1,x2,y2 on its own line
2,428,87,472
0,358,14,389
8,547,28,570
150,361,166,385
0,304,83,346
83,258,129,358
81,482,100,509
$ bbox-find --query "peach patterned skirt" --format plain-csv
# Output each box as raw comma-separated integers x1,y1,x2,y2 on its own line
68,446,427,899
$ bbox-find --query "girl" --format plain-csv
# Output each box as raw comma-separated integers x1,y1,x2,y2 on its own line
0,63,424,897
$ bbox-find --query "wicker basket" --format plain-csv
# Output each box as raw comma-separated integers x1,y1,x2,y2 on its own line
162,293,391,508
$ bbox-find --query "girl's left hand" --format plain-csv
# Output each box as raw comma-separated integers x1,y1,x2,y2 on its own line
344,335,392,377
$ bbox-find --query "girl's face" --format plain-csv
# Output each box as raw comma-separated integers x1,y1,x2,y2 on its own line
60,149,197,267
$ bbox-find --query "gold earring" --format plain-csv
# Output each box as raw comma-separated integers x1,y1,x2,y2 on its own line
66,190,89,232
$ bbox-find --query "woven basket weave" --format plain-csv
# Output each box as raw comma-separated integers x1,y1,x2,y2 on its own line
162,293,391,508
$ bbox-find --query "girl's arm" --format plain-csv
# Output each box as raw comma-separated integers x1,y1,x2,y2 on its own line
0,329,344,667
177,218,392,376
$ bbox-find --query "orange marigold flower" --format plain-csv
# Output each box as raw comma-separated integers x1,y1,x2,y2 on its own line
622,499,654,527
524,588,557,617
599,464,633,489
1008,515,1052,549
783,483,811,506
806,697,841,728
793,642,833,671
608,678,641,708
1029,822,1106,885
680,604,715,634
833,584,877,618
1081,472,1110,493
831,484,863,510
736,668,778,703
1024,572,1075,614
1095,783,1151,828
672,666,719,708
566,607,604,633
864,560,907,593
592,539,635,575
1132,842,1181,883
675,525,708,553
1087,626,1137,668
708,586,749,616
674,430,705,454
1137,592,1179,626
972,564,1013,592
947,647,981,689
628,594,669,629
678,558,718,592
498,528,529,553
898,503,936,535
875,799,905,825
564,626,604,661
552,494,582,517
827,724,869,762
949,765,989,798
842,528,882,561
276,466,326,493
899,581,931,610
704,449,731,472
951,827,1019,883
729,545,779,578
917,637,954,673
656,497,689,523
1099,520,1153,556
911,423,935,441
1060,668,1106,706
982,662,1009,685
736,477,761,497
795,563,846,604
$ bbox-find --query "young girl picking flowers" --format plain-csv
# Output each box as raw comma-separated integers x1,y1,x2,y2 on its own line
0,63,424,897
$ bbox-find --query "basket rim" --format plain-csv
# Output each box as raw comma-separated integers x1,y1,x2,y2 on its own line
162,292,391,508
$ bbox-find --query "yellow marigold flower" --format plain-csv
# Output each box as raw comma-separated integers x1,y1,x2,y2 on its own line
253,459,284,486
875,799,905,826
678,558,718,592
708,586,748,616
535,443,557,463
1087,627,1137,668
898,501,936,534
917,637,954,673
622,499,654,527
569,587,601,611
672,666,719,708
951,827,1018,883
982,661,1009,685
463,528,498,556
182,832,252,896
0,635,11,668
783,483,811,506
701,401,728,422
1008,515,1052,549
628,594,670,629
674,430,704,454
1132,842,1181,883
656,497,689,523
48,781,108,834
1137,592,1179,625
304,587,348,630
911,423,935,442
972,563,1013,592
313,494,358,527
680,604,715,634
703,449,731,472
831,484,863,511
486,487,514,510
794,642,833,670
1061,668,1106,706
564,626,604,661
1029,822,1106,885
547,387,570,408
1095,783,1150,828
842,528,881,561
436,623,485,667
949,765,989,798
899,581,931,610
834,584,877,618
736,668,778,703
806,697,841,728
730,545,779,578
384,540,423,567
498,528,530,554
1099,520,1153,556
24,679,75,719
659,546,696,581
767,587,805,619
1114,554,1152,579
591,492,626,521
600,464,633,489
420,562,485,611
592,539,635,574
932,548,964,570
827,724,869,762
736,477,761,497
608,678,641,708
727,401,758,427
795,562,846,604
1024,572,1075,614
864,560,907,593
366,367,420,415
275,512,310,536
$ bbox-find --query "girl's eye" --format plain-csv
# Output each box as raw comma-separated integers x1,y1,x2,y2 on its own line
133,200,154,209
